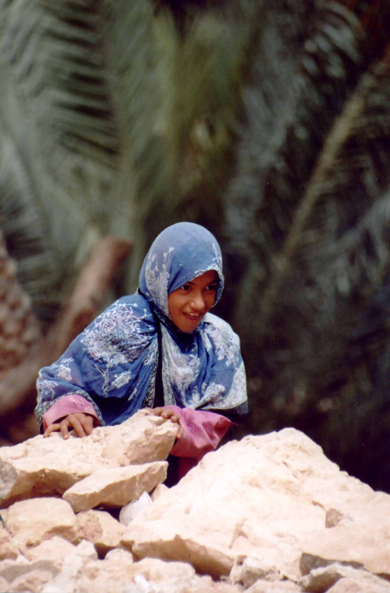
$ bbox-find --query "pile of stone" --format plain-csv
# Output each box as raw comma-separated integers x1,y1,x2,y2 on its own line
1,409,389,593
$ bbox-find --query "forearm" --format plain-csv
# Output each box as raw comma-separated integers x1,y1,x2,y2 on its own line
42,394,100,431
166,406,231,461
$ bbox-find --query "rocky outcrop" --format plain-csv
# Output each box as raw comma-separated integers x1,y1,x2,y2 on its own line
0,409,177,507
122,428,390,583
0,414,389,593
62,462,167,512
5,498,79,547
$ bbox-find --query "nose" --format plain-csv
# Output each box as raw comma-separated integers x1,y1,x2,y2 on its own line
190,291,205,311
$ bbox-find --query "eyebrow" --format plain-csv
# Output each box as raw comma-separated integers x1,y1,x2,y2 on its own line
185,280,219,286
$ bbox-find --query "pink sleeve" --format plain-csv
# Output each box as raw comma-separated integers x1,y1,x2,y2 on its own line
42,394,100,431
165,406,231,462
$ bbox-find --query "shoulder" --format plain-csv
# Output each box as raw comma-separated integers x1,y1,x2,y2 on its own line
202,313,240,344
201,313,242,367
78,293,157,360
100,294,154,321
109,293,152,310
86,294,156,338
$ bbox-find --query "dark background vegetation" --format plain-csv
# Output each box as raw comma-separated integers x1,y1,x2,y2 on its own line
1,0,390,492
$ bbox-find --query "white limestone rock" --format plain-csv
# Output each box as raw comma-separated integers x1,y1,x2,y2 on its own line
231,554,282,587
73,539,99,559
75,509,127,555
0,410,177,508
4,568,56,593
36,540,98,593
2,424,389,593
0,528,20,560
327,576,390,593
63,461,167,512
5,497,78,546
0,535,74,591
121,428,390,583
300,563,390,593
119,491,153,526
44,555,241,593
0,556,62,592
151,482,170,501
23,536,76,561
104,547,134,562
300,521,390,579
246,580,302,593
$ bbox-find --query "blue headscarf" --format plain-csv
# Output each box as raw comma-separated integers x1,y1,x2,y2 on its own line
36,223,247,427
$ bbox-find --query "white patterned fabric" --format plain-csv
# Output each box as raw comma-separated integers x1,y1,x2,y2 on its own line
35,223,248,427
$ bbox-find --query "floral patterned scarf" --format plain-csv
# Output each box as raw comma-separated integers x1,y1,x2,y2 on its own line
36,223,247,427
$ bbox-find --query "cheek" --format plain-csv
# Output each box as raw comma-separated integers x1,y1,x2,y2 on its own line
205,293,217,310
168,294,183,318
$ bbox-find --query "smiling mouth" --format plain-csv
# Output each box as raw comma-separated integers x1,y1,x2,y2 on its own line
184,312,204,323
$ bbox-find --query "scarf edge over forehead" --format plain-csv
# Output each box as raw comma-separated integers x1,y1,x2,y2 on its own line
139,222,225,322
36,222,247,427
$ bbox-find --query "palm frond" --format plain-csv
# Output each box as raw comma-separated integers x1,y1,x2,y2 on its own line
0,113,59,317
338,0,390,60
217,3,390,486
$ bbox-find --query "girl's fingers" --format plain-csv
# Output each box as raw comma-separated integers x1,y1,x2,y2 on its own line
67,414,90,438
169,414,180,423
44,413,95,439
60,419,72,440
152,407,175,419
43,423,61,438
151,407,182,432
82,414,94,435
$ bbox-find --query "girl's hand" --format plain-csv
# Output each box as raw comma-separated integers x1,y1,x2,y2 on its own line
150,407,184,439
43,413,95,440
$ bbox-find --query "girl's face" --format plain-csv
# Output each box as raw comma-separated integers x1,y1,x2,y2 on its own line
168,270,219,333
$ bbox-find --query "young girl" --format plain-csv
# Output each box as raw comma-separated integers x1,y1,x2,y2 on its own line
35,222,248,474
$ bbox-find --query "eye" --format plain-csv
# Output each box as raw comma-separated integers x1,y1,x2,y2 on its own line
180,284,191,291
207,283,218,292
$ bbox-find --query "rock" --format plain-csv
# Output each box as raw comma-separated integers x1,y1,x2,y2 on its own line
0,528,20,560
36,541,97,593
151,482,170,501
63,461,167,512
327,576,390,593
231,554,282,587
121,428,390,582
44,554,241,593
104,547,134,562
0,535,74,591
1,426,389,593
5,567,56,593
246,580,302,592
23,536,76,561
300,563,390,593
122,522,238,579
0,410,177,507
119,491,153,526
73,539,99,560
0,556,61,592
5,497,77,546
75,510,127,555
300,522,390,578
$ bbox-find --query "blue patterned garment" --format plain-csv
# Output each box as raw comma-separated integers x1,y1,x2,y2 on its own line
35,223,248,427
